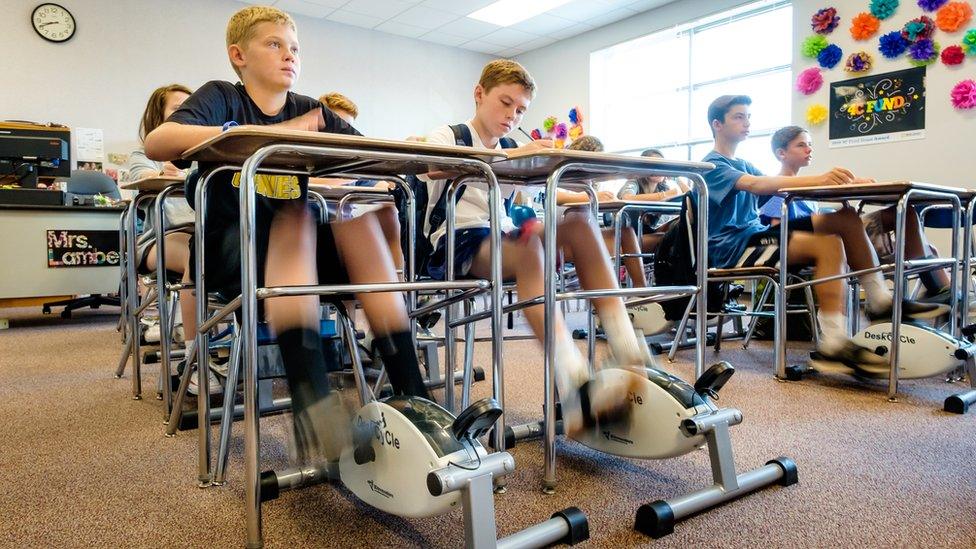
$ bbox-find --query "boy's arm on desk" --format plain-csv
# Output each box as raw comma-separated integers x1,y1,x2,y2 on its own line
736,168,855,195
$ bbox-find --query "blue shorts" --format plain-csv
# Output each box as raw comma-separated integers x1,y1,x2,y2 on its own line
427,228,492,280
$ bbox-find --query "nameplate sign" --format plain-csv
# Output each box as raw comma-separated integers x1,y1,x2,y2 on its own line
47,229,120,268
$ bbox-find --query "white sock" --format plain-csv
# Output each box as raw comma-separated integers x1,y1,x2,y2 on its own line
859,273,892,313
600,306,652,367
817,310,848,353
554,333,589,398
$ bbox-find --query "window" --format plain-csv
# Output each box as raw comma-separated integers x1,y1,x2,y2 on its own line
591,0,793,176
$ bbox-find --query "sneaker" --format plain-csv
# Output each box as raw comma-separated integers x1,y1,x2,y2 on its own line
143,323,161,344
290,393,352,464
866,299,948,321
561,373,641,438
177,360,224,396
809,340,889,377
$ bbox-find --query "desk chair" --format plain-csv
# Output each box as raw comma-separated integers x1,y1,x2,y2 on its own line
42,170,122,318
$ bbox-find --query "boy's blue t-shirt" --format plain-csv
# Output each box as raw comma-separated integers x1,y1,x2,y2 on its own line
758,195,818,220
698,151,767,268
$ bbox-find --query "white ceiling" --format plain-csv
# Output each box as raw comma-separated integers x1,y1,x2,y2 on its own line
239,0,676,56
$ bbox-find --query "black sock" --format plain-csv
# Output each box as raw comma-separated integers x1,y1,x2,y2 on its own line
374,331,431,400
918,259,947,296
276,327,334,415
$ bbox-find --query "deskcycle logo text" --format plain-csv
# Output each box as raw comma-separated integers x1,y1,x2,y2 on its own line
367,480,394,499
863,331,917,344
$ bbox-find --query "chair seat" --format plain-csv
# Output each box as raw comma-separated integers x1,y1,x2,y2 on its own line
709,266,779,278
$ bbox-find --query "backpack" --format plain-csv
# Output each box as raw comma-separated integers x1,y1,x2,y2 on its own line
652,193,728,321
392,124,518,278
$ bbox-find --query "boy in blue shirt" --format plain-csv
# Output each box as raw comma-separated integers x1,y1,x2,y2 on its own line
146,6,430,462
762,125,952,304
700,95,942,373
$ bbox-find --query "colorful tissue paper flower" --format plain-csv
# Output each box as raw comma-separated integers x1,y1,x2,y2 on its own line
918,0,949,10
812,7,841,33
964,29,976,55
802,34,830,57
936,2,973,32
851,12,882,39
951,79,976,108
806,104,829,125
818,44,843,68
554,123,568,140
871,0,900,19
846,51,874,72
902,16,936,42
909,39,941,65
942,44,966,64
796,67,824,94
530,128,542,140
542,116,557,133
879,30,911,57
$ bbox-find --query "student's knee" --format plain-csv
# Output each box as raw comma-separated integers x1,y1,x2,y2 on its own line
816,234,845,263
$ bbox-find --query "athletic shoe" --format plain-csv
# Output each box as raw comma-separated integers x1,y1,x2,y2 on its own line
866,299,948,321
561,373,641,438
809,340,888,377
176,359,224,396
290,393,351,464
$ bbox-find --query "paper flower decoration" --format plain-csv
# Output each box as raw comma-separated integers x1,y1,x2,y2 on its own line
530,128,542,140
542,116,557,134
879,30,911,57
964,29,976,55
802,34,830,57
812,7,841,34
796,67,824,94
871,0,900,19
846,51,874,72
818,44,843,68
951,79,976,108
902,16,936,42
851,12,882,39
936,2,973,32
806,104,829,125
553,123,568,148
942,44,966,64
918,0,949,10
909,39,941,65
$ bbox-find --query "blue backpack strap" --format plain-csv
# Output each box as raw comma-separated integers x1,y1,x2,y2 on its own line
499,137,518,149
449,124,473,147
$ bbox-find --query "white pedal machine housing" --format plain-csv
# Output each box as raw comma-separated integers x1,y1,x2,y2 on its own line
852,322,965,379
339,397,487,518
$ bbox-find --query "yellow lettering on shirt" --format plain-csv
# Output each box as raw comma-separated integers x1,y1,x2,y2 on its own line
231,173,301,200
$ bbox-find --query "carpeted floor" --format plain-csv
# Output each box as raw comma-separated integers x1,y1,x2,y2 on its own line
1,305,974,548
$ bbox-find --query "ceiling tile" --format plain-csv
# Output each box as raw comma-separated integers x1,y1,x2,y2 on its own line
418,32,471,47
497,46,526,58
509,13,577,35
325,8,386,28
460,40,508,55
478,27,539,48
595,0,641,8
374,20,430,38
391,5,462,29
520,35,559,51
434,17,501,40
419,0,498,16
275,0,338,18
548,0,620,22
342,0,418,19
625,0,676,12
585,7,637,28
301,0,352,7
547,22,593,40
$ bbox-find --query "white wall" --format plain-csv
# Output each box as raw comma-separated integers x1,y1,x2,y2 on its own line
1,0,491,169
791,0,976,188
516,0,756,137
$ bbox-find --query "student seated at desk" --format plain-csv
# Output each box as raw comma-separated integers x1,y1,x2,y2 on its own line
145,6,432,462
759,125,953,306
551,136,649,288
700,95,945,373
421,59,652,435
120,85,208,385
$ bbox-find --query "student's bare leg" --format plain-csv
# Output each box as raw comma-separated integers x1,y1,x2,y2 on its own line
144,232,195,335
811,207,893,313
875,206,950,290
600,227,647,287
331,212,429,398
264,205,347,461
372,205,405,275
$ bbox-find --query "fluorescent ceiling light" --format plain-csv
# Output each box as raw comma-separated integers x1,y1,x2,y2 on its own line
467,0,573,26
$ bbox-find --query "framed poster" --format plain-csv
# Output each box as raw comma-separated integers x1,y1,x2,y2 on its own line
828,67,926,148
47,229,120,268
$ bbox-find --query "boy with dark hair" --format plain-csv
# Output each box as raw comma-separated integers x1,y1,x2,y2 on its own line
145,6,429,461
701,95,942,373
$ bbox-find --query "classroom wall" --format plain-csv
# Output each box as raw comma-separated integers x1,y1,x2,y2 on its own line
515,0,756,140
1,0,491,169
791,0,976,188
